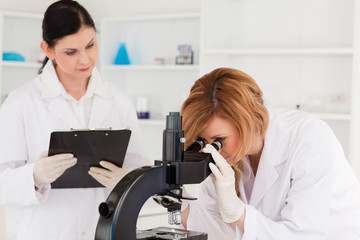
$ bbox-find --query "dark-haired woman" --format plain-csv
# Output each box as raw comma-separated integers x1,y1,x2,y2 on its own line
0,1,148,239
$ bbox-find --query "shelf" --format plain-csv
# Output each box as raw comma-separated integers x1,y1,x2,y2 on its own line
138,113,351,126
102,12,200,23
305,112,352,121
1,11,42,19
1,61,42,68
138,119,165,127
204,48,354,56
102,64,199,71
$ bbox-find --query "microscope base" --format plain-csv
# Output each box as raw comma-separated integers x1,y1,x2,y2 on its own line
137,227,207,239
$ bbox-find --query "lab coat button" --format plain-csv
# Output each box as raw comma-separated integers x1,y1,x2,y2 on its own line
81,231,86,236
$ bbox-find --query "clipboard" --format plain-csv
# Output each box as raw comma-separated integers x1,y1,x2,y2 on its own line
48,129,131,189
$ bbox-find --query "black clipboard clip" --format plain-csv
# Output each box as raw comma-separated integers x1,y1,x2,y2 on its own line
70,127,113,131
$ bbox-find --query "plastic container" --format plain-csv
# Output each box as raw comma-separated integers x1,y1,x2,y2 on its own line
114,42,130,65
2,52,25,61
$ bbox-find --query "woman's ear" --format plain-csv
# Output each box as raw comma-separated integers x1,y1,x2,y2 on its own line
40,41,54,59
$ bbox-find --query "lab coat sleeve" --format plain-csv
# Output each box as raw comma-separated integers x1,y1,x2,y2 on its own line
186,177,237,240
242,121,335,240
0,96,46,206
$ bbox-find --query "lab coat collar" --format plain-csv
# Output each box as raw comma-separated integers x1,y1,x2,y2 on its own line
88,66,109,99
249,106,290,208
40,61,114,129
48,96,82,129
40,61,110,100
46,94,114,129
40,60,64,99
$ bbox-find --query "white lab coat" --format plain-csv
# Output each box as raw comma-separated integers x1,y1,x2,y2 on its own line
186,107,360,240
0,62,149,240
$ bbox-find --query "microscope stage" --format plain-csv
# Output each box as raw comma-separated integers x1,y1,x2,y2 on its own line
137,227,207,239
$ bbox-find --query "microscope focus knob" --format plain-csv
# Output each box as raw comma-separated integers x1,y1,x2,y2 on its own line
98,201,115,218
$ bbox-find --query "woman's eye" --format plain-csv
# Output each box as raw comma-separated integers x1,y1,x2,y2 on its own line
86,43,94,49
215,137,225,142
66,51,76,56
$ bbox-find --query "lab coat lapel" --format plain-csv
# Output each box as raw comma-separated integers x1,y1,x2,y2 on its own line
47,97,81,129
88,95,113,128
249,108,290,208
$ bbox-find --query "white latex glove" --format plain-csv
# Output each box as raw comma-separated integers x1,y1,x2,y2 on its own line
203,144,245,223
33,151,77,189
88,161,128,190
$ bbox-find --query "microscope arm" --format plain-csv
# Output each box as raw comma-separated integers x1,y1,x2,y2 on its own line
95,112,215,239
95,165,168,240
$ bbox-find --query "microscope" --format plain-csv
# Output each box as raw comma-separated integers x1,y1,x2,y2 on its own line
95,112,222,239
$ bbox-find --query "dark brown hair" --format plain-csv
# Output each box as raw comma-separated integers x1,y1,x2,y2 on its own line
38,0,96,73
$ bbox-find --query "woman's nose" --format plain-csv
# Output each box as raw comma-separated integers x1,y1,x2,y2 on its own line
78,51,90,64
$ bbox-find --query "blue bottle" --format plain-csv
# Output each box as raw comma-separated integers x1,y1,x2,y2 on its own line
114,42,130,65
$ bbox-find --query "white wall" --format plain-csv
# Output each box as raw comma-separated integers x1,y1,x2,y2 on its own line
0,0,201,18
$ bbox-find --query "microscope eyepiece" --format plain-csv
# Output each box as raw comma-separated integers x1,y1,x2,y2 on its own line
186,139,205,152
186,138,223,152
211,140,222,151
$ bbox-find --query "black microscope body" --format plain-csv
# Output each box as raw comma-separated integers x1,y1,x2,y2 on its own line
95,112,220,239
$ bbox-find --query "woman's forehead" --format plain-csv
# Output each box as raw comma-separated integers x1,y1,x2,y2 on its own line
55,26,96,48
199,116,234,138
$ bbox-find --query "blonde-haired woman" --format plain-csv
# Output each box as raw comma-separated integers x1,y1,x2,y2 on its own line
180,67,360,240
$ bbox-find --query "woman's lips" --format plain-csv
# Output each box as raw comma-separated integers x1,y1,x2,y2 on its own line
79,66,90,72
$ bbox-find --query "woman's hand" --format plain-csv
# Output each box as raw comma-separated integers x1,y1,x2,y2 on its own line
203,144,245,225
33,151,77,190
88,161,128,190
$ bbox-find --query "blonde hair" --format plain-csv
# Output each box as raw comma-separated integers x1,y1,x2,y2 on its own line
181,67,269,197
